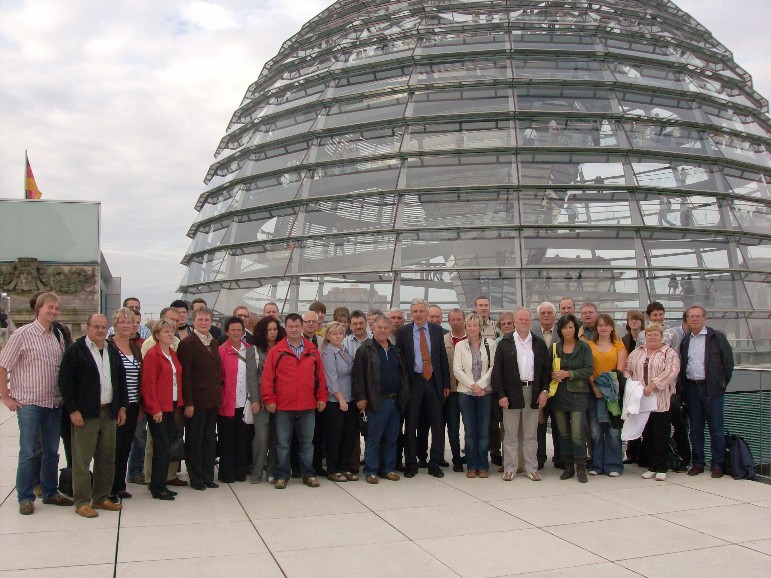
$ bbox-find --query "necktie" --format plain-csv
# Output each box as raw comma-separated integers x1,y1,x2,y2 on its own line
420,326,432,380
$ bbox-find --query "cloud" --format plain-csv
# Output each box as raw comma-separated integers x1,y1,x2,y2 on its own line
0,0,767,311
177,1,239,32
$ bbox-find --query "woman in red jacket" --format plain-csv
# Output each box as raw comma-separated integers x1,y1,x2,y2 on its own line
141,319,183,500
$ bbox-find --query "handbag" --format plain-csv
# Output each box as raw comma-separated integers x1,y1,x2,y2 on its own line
548,343,560,397
169,425,185,462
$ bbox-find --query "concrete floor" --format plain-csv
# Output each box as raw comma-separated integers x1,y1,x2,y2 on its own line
1,405,769,577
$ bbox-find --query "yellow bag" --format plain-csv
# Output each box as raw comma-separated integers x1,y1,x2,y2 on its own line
548,342,560,397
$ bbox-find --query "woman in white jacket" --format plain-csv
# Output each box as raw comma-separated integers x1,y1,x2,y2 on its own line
454,314,497,478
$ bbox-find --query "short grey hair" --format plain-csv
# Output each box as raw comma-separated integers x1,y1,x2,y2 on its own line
537,301,556,315
371,314,392,327
387,308,404,317
410,298,428,308
513,307,532,319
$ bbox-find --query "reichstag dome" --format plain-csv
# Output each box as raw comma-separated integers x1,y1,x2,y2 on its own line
180,0,770,359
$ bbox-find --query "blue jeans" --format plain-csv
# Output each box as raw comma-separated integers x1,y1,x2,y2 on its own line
587,399,623,475
554,409,587,459
17,404,62,502
364,398,400,477
686,384,725,469
444,392,462,464
274,410,315,481
457,393,491,471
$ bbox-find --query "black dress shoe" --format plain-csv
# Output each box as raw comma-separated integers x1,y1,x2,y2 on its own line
117,490,132,499
204,482,219,489
165,488,178,496
404,467,418,478
152,490,175,501
438,459,450,467
452,463,464,472
191,483,206,491
428,467,444,478
417,460,428,469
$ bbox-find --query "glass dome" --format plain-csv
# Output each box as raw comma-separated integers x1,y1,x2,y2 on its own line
180,0,771,361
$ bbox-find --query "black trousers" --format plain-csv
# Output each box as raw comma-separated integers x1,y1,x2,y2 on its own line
147,411,175,494
112,402,140,493
185,407,218,486
669,396,691,463
537,399,562,466
312,409,326,471
643,411,671,474
405,376,445,469
61,407,73,468
324,402,359,474
217,409,253,483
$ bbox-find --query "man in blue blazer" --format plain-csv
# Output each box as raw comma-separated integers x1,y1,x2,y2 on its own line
396,298,450,478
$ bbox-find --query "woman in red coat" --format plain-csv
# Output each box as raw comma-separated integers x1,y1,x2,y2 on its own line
141,319,183,500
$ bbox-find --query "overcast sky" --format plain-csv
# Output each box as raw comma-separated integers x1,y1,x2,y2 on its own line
1,0,769,315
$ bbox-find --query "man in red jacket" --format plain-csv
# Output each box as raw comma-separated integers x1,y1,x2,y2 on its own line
261,313,327,489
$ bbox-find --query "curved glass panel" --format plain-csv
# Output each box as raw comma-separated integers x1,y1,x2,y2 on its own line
181,0,770,362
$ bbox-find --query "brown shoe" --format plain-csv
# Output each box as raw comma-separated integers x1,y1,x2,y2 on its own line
687,466,704,476
166,477,188,487
92,499,122,512
466,470,478,478
382,472,400,481
478,470,489,478
76,505,99,518
274,479,287,489
710,467,724,478
19,500,34,515
43,494,74,507
304,477,320,488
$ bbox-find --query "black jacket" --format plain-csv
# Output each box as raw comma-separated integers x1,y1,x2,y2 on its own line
58,337,128,419
678,327,734,398
395,322,450,392
352,339,410,413
491,332,550,409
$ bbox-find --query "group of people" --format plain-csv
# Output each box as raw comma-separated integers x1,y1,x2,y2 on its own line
0,289,734,516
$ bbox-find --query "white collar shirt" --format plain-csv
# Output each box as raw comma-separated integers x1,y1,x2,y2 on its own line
686,326,708,381
513,331,535,382
85,336,112,404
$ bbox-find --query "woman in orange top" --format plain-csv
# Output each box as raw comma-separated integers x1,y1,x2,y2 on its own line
587,314,628,477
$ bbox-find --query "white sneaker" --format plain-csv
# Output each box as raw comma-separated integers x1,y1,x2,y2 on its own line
588,470,599,476
641,471,656,479
608,472,621,477
655,473,667,481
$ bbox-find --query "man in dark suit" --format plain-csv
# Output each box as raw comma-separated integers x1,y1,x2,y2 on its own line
397,299,450,478
678,305,733,478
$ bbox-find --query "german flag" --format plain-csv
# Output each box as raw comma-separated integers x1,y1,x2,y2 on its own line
25,156,42,199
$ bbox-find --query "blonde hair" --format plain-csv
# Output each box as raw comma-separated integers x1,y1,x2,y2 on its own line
111,307,136,326
152,318,177,341
644,322,665,336
322,321,346,347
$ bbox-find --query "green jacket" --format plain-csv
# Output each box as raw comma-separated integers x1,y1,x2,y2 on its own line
555,341,594,394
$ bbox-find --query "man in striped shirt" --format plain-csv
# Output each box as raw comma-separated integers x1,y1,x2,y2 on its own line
0,292,73,515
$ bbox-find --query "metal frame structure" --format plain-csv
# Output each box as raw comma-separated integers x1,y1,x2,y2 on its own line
180,0,770,361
